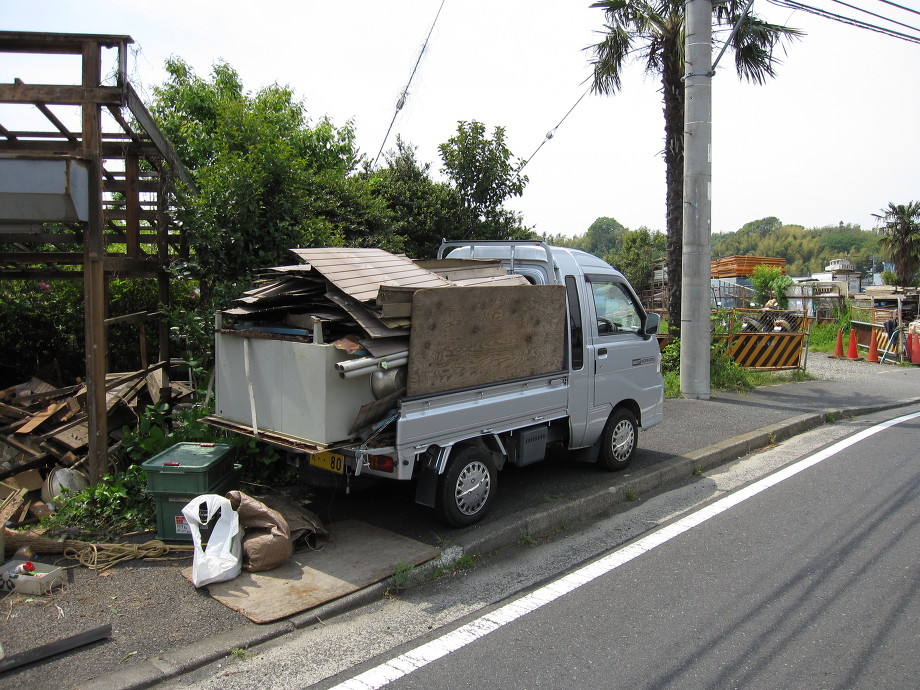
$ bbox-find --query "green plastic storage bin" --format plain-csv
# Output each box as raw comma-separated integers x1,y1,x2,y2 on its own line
151,468,239,541
142,442,234,494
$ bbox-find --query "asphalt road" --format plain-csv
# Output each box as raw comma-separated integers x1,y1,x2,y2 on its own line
157,404,920,689
365,406,920,689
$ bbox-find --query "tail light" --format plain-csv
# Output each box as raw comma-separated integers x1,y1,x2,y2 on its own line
367,455,395,473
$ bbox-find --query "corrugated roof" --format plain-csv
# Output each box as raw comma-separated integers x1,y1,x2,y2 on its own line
290,248,449,303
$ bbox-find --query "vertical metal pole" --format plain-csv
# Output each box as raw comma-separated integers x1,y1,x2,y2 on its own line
82,40,107,481
679,0,713,399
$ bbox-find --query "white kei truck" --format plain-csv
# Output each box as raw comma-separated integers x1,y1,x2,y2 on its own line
206,241,664,526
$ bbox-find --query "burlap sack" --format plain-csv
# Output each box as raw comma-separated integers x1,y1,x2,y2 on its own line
226,490,292,572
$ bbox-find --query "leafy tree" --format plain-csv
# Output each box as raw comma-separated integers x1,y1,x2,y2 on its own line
151,58,372,298
750,264,793,308
363,138,466,259
588,1,801,335
873,201,920,287
605,227,666,291
438,120,532,241
583,216,627,258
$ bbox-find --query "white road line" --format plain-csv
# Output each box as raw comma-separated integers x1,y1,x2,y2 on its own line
331,410,920,690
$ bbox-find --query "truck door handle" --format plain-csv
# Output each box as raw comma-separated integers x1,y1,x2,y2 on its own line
598,348,607,357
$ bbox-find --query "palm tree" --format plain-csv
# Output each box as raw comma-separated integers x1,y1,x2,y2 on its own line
588,0,801,336
873,201,920,286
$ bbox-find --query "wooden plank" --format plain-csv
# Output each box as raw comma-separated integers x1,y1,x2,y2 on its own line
0,487,27,527
14,402,65,434
407,285,567,397
195,521,439,624
0,625,112,673
50,422,89,450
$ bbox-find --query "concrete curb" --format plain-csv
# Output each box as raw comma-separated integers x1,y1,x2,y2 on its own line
82,396,920,689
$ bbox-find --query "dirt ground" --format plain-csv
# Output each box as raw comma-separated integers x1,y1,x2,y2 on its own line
0,543,247,687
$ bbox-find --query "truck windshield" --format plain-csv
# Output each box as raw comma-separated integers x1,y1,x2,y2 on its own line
589,280,643,336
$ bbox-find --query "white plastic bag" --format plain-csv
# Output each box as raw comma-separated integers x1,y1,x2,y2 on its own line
182,494,243,587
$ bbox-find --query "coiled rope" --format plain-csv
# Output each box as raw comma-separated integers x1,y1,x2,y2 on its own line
63,540,194,571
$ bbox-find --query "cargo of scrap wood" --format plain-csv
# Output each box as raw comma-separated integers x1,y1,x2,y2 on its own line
206,246,558,448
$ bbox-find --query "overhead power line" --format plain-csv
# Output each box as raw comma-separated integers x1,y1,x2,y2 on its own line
873,0,920,18
373,0,447,167
767,0,920,44
829,0,920,33
519,87,591,172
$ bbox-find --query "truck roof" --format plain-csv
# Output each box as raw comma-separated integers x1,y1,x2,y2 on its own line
442,241,626,283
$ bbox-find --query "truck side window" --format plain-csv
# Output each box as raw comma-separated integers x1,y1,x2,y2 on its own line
564,276,584,370
589,280,643,336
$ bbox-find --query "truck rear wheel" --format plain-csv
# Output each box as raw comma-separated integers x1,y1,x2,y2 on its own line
436,446,497,527
598,408,638,471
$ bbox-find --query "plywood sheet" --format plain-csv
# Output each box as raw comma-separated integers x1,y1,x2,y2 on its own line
407,285,566,397
194,520,440,624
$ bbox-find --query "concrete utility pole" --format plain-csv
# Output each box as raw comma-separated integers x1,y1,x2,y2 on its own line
679,0,713,399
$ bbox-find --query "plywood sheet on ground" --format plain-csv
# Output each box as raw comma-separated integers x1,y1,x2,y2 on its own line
407,285,566,396
191,520,440,624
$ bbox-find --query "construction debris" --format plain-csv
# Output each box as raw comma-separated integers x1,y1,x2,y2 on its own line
0,366,195,526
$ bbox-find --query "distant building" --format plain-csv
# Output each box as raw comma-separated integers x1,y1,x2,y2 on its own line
810,258,862,294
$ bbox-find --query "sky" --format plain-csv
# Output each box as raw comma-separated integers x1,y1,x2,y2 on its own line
2,0,919,238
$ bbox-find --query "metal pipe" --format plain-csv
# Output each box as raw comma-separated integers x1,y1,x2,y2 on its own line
336,351,409,373
340,358,408,379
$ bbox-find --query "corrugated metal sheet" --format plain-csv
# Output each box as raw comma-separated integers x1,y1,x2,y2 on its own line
290,248,449,303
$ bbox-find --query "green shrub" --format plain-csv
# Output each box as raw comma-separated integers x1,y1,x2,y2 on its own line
42,465,154,539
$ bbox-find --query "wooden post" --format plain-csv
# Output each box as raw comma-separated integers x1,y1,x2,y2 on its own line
82,39,107,483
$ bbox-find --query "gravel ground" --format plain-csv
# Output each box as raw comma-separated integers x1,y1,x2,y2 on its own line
803,349,903,381
0,549,247,686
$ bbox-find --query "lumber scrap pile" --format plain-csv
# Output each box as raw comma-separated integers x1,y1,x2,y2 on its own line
711,256,786,278
0,368,194,525
221,247,529,349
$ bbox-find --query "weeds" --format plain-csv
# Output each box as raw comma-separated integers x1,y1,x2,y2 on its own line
624,489,638,501
390,560,415,591
230,648,253,661
518,530,537,546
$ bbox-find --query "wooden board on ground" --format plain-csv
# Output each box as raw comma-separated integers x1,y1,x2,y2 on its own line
407,285,566,397
191,520,440,624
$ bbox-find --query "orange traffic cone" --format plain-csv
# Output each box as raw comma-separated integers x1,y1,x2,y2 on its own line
847,329,859,359
867,330,880,363
833,329,844,358
912,331,920,365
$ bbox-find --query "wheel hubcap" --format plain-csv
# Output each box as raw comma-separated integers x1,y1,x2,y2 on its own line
610,420,635,462
454,461,491,515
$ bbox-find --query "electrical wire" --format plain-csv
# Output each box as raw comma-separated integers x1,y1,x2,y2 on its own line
767,0,920,43
828,0,920,33
873,0,920,18
519,86,591,172
372,0,447,167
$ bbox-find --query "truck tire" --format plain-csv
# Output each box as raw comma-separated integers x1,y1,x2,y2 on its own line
436,446,497,527
598,408,638,471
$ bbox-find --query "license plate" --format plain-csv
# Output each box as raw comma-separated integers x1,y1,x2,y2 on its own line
309,451,345,474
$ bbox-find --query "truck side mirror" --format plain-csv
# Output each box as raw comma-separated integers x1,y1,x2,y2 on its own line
643,312,660,337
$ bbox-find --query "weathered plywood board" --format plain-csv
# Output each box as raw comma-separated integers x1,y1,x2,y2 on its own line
193,520,440,624
407,285,566,397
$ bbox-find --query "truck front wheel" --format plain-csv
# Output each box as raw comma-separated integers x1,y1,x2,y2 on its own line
436,446,497,527
598,408,638,471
